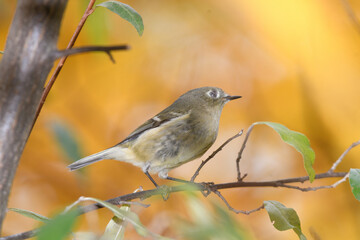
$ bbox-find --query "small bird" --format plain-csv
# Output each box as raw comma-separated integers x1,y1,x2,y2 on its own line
68,87,241,186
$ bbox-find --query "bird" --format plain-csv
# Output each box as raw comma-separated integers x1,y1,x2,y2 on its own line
68,87,241,187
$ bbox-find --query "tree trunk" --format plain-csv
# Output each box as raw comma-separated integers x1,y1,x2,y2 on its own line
0,0,68,232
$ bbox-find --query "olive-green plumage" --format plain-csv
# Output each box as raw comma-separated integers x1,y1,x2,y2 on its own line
68,87,241,182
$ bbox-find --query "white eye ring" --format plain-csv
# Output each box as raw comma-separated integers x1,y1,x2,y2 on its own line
207,90,219,99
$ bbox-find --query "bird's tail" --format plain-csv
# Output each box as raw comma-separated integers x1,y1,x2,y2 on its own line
67,146,125,171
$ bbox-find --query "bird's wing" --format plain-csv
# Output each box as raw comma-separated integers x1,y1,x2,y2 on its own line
117,109,190,145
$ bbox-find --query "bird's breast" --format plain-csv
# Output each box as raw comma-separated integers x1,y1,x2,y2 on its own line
129,111,220,171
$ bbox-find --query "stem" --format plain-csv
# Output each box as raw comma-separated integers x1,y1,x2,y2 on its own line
236,123,256,181
191,130,243,182
31,0,97,129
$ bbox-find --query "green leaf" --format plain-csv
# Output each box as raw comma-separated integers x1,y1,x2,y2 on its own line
255,122,316,182
37,209,79,240
8,208,49,222
97,1,144,36
0,50,4,54
50,121,83,162
264,201,306,240
81,197,171,240
349,169,360,201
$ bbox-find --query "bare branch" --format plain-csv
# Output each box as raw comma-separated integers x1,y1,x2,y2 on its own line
0,170,350,240
31,0,97,129
213,171,348,190
278,173,349,192
330,140,360,172
212,189,264,215
0,230,37,240
53,45,129,63
236,123,256,181
191,130,243,182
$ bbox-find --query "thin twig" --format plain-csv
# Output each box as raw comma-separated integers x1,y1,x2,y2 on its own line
0,230,37,240
214,171,348,190
53,45,129,63
330,140,360,172
31,0,97,129
236,123,256,181
78,196,150,208
278,173,350,192
191,130,243,182
212,189,264,215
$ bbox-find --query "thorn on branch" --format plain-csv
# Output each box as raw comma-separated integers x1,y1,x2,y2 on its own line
239,173,248,181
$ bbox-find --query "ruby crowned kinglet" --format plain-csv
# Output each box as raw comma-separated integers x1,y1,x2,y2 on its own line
68,87,241,186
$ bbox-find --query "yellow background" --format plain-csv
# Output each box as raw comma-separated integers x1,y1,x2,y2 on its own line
1,0,360,239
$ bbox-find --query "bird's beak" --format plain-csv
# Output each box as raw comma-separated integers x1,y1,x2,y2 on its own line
224,95,242,101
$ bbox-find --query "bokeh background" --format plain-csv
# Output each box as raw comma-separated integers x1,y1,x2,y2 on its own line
1,0,360,239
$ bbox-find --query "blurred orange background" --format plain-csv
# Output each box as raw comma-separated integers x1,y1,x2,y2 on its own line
1,0,360,239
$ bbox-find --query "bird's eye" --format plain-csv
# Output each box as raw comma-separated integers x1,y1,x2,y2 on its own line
207,90,218,99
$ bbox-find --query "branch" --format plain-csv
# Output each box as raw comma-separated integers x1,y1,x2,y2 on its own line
53,45,129,63
31,0,97,128
0,171,349,240
213,171,348,190
329,140,360,172
236,123,256,181
0,0,68,231
0,231,37,240
191,130,243,182
2,138,359,240
212,189,264,215
278,173,350,192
